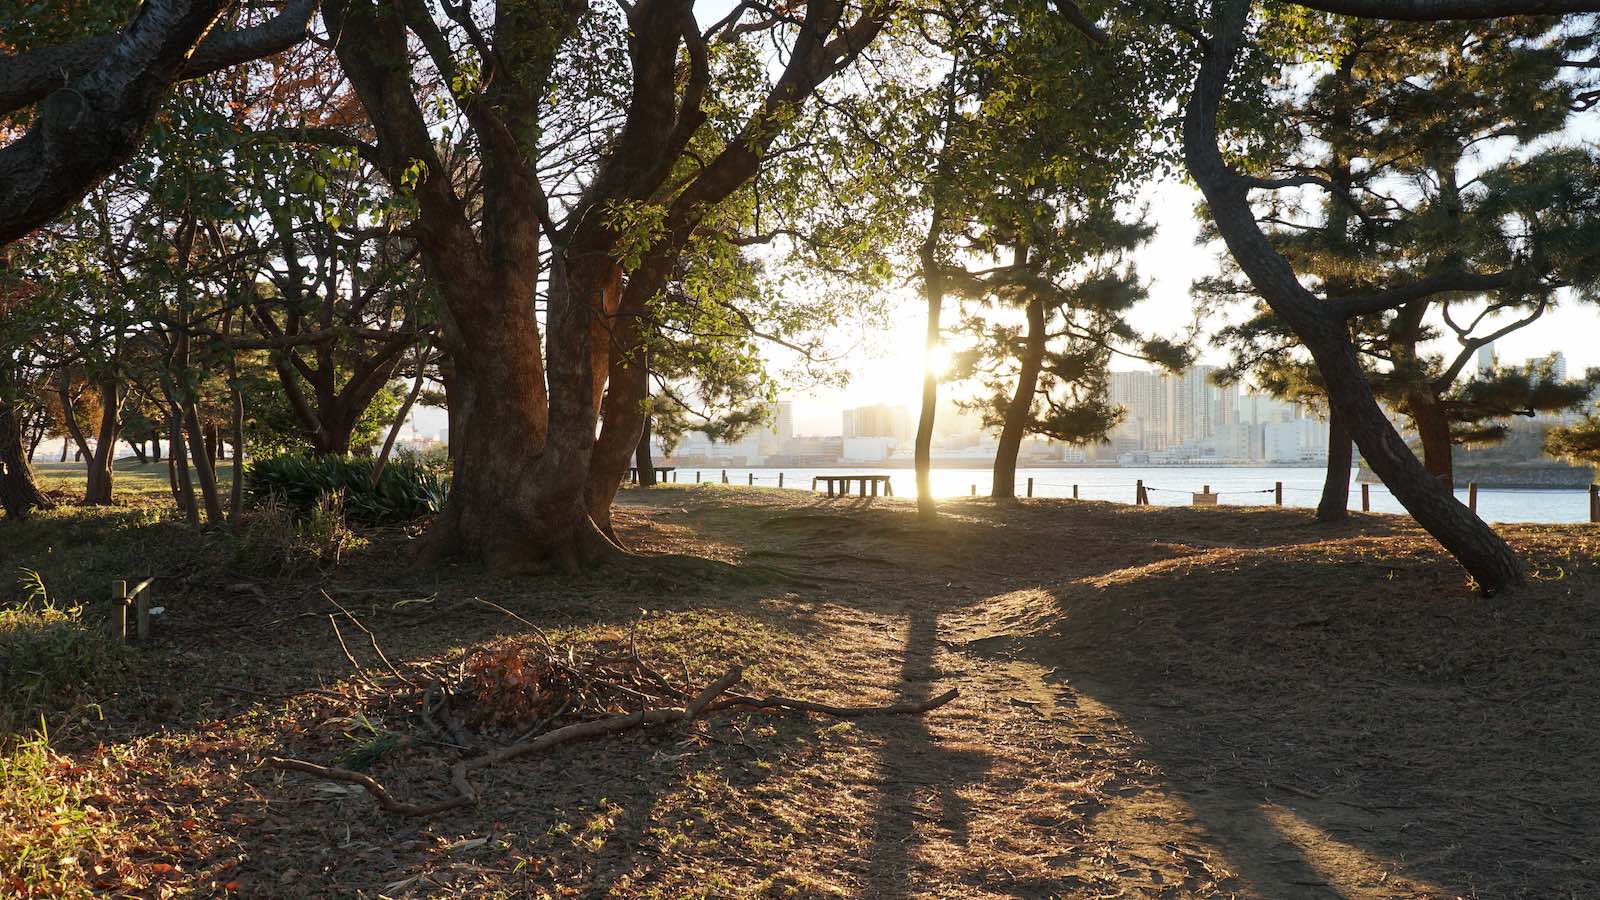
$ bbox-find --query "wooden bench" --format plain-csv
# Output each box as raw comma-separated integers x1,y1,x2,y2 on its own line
813,475,893,498
628,466,676,484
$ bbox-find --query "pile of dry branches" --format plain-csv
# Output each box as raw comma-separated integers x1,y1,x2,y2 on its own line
264,597,957,817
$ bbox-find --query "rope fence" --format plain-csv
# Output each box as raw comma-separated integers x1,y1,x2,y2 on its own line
652,469,1600,522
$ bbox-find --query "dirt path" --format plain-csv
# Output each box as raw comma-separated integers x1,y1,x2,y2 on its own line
11,486,1597,897
634,487,1598,898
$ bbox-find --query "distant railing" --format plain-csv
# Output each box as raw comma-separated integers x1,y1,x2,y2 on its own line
646,469,1600,523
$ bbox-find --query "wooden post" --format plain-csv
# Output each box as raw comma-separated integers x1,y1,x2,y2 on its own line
970,484,976,496
748,472,754,486
1591,483,1598,523
696,471,701,483
1468,481,1479,513
135,583,152,642
778,472,784,488
672,470,677,482
1275,481,1283,506
721,469,728,484
1072,484,1079,500
111,580,128,642
1135,479,1144,505
1027,477,1033,498
1361,482,1370,511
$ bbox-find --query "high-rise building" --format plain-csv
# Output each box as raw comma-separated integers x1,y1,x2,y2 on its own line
774,401,794,442
1477,342,1497,376
758,401,795,454
1165,365,1229,447
1526,351,1568,382
842,403,912,441
1108,370,1169,450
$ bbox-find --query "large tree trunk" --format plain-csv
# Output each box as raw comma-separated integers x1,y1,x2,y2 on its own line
1316,402,1351,522
1,388,51,519
420,251,614,573
327,0,613,573
1183,0,1522,592
992,260,1042,500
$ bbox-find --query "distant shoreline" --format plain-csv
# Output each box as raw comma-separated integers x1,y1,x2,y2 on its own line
665,460,1335,470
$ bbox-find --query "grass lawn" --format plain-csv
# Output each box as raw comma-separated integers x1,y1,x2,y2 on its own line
1,477,1597,897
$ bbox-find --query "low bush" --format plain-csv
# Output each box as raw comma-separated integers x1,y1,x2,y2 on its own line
0,597,120,743
243,453,447,525
232,494,364,576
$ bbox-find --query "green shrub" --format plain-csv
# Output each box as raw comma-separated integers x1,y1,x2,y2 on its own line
232,494,364,576
244,453,447,525
0,601,119,742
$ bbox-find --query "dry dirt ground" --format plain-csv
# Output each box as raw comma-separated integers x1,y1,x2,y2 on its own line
6,484,1599,898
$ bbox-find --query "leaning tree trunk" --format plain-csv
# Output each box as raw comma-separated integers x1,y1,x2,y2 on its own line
635,416,656,487
1,391,51,519
1183,0,1522,592
992,282,1043,501
1316,402,1351,522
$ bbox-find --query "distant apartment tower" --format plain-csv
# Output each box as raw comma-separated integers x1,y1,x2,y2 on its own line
1477,342,1497,376
1165,365,1234,447
842,403,912,442
758,401,795,454
774,401,794,441
1108,370,1169,451
1527,351,1567,382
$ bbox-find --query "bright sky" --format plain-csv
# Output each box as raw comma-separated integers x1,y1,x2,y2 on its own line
779,177,1600,436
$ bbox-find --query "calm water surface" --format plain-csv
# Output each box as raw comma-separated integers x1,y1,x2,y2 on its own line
659,465,1595,525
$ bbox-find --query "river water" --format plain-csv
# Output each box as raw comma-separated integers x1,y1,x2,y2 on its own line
658,465,1597,525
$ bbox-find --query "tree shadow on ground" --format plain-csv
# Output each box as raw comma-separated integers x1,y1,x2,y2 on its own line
954,533,1600,897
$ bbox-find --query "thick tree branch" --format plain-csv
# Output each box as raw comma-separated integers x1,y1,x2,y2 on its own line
0,0,319,247
1326,270,1553,320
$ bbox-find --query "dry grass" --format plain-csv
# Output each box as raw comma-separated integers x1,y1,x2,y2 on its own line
2,482,1597,897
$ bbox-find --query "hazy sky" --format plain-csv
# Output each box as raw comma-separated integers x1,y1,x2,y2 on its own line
777,177,1600,436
